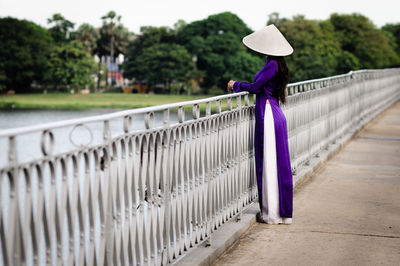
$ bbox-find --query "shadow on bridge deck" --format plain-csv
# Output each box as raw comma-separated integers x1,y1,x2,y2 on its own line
212,100,400,266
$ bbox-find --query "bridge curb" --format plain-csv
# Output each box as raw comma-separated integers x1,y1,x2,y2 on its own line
174,99,399,266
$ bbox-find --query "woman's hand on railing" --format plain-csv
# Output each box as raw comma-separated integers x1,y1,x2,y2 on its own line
227,80,235,92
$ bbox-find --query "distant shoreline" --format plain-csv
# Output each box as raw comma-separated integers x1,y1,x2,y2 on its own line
0,93,208,110
0,93,238,112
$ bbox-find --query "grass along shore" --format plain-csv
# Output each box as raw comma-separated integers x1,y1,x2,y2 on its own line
0,93,211,110
0,93,253,114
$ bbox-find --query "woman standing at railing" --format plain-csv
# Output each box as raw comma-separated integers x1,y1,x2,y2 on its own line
227,24,294,224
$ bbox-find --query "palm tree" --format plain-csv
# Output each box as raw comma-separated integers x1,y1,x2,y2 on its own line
97,11,129,62
47,13,75,43
74,23,100,54
96,11,130,88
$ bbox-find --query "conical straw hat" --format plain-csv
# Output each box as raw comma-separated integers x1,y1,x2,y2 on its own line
242,24,293,56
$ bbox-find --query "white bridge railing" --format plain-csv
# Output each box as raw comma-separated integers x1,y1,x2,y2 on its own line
0,68,399,265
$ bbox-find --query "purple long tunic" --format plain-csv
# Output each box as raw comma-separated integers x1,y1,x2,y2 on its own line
233,58,293,218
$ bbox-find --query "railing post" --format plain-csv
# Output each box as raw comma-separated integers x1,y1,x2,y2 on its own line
8,136,22,266
306,93,312,166
103,120,114,265
236,95,242,222
205,101,212,247
162,108,172,264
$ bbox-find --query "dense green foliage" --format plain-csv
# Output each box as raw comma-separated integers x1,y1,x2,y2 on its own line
73,23,100,53
382,23,400,55
49,41,96,90
123,26,178,83
0,11,130,93
47,13,75,44
0,11,399,93
0,17,53,93
277,16,343,82
329,13,399,70
124,12,264,94
273,13,399,82
178,12,265,90
135,43,194,90
125,11,399,90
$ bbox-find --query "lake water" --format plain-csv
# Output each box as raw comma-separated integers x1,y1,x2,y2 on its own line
0,109,124,130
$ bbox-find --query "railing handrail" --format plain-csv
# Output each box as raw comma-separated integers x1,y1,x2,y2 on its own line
0,91,249,137
287,68,397,87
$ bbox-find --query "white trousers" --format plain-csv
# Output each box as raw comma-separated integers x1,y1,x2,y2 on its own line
261,101,292,224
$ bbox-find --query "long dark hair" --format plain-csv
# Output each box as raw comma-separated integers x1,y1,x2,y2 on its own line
269,56,289,104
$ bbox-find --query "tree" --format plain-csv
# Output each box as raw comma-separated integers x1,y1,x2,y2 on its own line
74,23,100,54
123,26,177,82
330,13,399,69
0,63,6,93
174,19,187,33
95,11,130,88
177,12,260,91
96,11,130,60
335,51,360,74
0,17,52,92
382,23,400,56
134,43,194,92
267,12,288,27
47,13,75,43
278,16,342,82
124,12,263,93
49,41,96,91
223,50,264,82
177,11,252,49
185,68,205,95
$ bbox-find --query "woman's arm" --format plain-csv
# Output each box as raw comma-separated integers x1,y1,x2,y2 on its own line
229,60,278,94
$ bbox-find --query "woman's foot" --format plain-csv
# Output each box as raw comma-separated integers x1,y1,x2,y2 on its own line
256,212,267,223
258,216,267,223
282,218,292,224
257,212,293,224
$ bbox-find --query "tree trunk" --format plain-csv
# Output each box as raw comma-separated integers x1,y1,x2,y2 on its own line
96,60,102,93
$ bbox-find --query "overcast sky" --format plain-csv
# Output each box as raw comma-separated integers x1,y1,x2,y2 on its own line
1,0,399,33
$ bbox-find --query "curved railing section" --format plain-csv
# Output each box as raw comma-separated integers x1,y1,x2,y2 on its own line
0,68,399,265
0,91,257,265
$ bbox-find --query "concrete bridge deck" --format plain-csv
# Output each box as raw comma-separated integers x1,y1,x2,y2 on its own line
213,101,400,265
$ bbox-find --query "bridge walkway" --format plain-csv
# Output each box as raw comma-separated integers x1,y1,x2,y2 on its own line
213,101,400,265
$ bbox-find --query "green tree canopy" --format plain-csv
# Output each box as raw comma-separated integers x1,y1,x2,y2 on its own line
123,26,177,81
382,23,400,56
329,13,399,69
176,12,263,90
0,17,52,92
223,50,265,82
278,16,343,82
133,43,194,91
47,13,75,43
73,23,100,54
49,41,97,90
